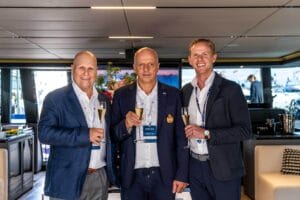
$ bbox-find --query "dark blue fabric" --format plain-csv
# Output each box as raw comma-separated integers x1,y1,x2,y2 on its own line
250,80,263,103
181,73,252,181
121,167,175,200
189,157,241,200
111,82,189,190
38,84,116,200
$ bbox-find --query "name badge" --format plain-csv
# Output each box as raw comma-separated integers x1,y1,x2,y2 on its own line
91,144,100,150
143,125,157,143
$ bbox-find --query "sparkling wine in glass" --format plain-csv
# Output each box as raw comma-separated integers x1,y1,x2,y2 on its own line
181,107,190,126
182,107,190,149
97,101,107,145
135,107,144,120
135,101,144,142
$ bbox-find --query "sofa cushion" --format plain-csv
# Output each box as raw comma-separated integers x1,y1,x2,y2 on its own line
258,173,300,200
281,148,300,175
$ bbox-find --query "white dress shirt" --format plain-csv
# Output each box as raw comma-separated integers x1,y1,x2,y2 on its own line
134,82,160,169
188,72,215,155
72,82,106,169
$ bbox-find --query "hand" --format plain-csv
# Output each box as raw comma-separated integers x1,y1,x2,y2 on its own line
125,111,142,129
184,124,205,139
89,128,104,145
172,180,188,193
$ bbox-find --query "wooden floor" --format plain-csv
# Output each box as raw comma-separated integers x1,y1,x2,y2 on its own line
18,172,251,200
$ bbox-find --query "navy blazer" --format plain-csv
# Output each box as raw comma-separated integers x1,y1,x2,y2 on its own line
111,82,189,189
38,84,116,200
181,73,252,181
250,80,263,103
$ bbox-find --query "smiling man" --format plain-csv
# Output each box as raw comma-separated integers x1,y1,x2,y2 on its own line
111,47,189,200
38,51,116,200
181,39,252,200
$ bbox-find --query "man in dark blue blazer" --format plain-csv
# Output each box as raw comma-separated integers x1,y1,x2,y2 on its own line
181,39,252,200
111,47,189,200
247,74,263,103
38,51,116,200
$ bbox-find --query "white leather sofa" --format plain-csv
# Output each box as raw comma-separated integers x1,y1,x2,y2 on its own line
0,148,8,200
255,145,300,200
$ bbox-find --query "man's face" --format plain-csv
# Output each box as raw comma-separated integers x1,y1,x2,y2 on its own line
72,53,97,93
133,50,159,85
188,42,217,77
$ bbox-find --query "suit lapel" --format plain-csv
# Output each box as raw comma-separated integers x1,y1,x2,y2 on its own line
66,85,88,127
157,82,167,132
205,73,222,125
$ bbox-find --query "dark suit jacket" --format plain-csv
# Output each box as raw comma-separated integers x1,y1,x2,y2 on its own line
38,84,116,200
111,82,189,189
181,73,252,181
250,80,263,103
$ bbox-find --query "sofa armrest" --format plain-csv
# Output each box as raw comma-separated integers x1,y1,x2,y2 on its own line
0,148,8,200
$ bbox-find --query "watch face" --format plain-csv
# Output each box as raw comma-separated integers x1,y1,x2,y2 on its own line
204,130,209,136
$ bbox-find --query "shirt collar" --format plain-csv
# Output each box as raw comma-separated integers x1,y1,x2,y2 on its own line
72,82,98,102
137,82,158,98
191,71,215,90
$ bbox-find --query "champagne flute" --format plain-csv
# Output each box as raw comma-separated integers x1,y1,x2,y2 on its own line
182,107,190,149
135,101,144,142
98,101,107,144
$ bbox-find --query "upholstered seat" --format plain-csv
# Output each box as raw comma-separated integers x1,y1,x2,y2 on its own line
255,145,300,200
0,148,8,200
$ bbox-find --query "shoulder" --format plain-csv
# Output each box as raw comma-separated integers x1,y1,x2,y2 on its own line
113,82,135,97
216,74,241,90
46,85,71,100
159,82,180,94
181,83,193,92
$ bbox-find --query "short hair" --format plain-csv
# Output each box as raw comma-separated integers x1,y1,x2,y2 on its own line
134,47,159,64
247,74,256,81
188,38,216,55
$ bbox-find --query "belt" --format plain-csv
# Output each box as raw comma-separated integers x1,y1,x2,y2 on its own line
87,168,98,174
190,151,209,161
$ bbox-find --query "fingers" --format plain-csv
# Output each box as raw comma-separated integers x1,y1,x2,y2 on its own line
125,111,141,129
89,128,104,145
184,125,205,139
172,181,187,193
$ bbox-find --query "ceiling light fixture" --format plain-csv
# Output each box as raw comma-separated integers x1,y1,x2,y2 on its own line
109,36,154,39
91,6,156,10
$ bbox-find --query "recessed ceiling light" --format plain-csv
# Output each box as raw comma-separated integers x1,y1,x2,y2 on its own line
109,36,154,39
91,6,156,10
119,52,125,55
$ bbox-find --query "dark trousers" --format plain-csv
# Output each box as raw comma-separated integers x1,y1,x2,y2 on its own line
189,157,241,200
121,167,175,200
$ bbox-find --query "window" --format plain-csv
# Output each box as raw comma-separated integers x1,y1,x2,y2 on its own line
34,71,68,162
181,67,261,98
10,70,26,123
271,67,300,121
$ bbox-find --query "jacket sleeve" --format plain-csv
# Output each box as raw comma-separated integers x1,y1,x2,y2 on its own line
38,93,90,147
208,84,252,145
174,91,189,183
111,90,133,142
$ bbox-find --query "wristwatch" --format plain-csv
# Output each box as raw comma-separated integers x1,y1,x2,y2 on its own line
204,130,210,139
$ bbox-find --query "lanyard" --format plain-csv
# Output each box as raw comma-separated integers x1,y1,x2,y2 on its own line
195,87,210,126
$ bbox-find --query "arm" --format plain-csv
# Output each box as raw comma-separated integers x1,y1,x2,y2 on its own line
208,84,252,145
38,94,90,147
174,91,189,183
111,90,135,142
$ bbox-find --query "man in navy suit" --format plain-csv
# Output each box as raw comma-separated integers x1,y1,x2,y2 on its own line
181,39,252,200
38,51,116,200
247,74,263,103
111,47,189,200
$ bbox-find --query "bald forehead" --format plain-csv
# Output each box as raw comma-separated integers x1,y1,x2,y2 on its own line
73,51,97,66
134,47,158,63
